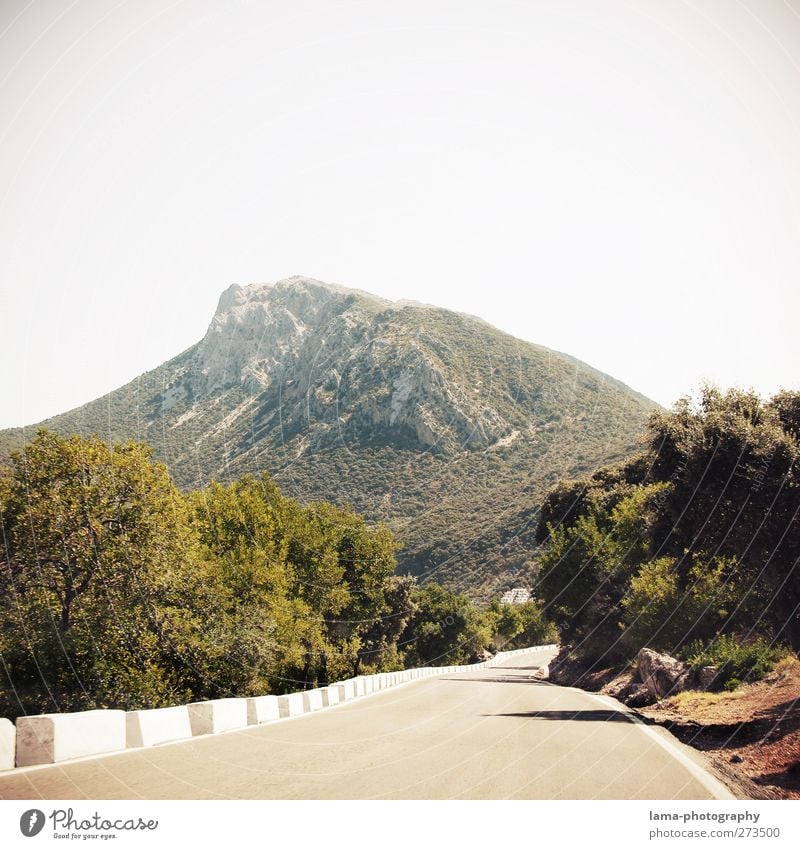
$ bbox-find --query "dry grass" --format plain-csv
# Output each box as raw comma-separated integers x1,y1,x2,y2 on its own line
667,687,748,712
765,655,800,680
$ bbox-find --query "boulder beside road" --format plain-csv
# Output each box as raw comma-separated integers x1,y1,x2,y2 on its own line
637,648,689,700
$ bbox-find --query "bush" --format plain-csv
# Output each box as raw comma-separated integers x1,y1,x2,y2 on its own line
535,386,800,666
505,602,558,648
682,635,788,691
622,556,744,655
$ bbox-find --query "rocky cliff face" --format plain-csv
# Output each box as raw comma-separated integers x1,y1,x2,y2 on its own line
0,276,658,595
171,277,520,454
187,278,380,397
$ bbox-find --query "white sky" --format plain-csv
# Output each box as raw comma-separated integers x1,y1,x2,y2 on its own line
1,0,799,429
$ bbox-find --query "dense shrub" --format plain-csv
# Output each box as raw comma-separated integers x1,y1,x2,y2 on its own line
490,600,558,649
536,387,800,680
622,556,744,655
682,635,789,691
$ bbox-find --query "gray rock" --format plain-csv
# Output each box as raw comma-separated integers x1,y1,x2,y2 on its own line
697,665,720,690
621,681,656,708
546,646,582,686
636,648,689,700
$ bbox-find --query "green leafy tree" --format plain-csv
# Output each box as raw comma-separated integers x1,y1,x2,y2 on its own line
507,601,558,648
0,429,203,713
645,388,800,647
186,475,308,697
189,476,406,689
353,574,418,674
536,387,800,674
621,555,743,653
401,583,493,666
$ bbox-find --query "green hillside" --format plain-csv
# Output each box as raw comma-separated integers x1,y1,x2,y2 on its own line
0,277,658,596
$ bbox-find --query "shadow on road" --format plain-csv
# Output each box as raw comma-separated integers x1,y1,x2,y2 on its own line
487,709,644,723
445,675,549,685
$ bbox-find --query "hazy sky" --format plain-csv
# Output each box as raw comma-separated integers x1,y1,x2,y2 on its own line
1,0,799,429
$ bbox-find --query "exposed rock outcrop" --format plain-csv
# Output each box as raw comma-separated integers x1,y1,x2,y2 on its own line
636,648,689,700
546,646,584,686
602,670,655,708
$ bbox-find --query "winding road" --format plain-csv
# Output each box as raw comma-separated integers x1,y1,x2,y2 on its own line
0,647,734,799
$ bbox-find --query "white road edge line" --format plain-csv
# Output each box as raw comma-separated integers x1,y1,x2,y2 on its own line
586,692,736,800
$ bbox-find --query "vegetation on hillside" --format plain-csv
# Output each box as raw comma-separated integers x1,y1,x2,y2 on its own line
0,280,656,598
0,429,554,718
535,387,799,684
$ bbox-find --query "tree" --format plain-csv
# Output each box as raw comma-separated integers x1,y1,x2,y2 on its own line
354,574,418,674
645,388,800,647
0,429,202,713
535,387,800,668
401,583,493,666
621,555,743,654
187,475,303,696
188,476,406,689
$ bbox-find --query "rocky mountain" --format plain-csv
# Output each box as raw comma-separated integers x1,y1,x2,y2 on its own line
0,276,658,596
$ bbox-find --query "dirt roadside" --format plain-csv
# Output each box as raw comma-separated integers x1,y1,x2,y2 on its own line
549,655,800,799
638,657,799,799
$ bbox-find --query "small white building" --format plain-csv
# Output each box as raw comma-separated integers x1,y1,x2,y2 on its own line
500,587,532,605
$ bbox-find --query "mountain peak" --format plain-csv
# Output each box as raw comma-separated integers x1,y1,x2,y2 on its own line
213,276,389,319
214,282,247,315
197,277,392,397
0,275,658,596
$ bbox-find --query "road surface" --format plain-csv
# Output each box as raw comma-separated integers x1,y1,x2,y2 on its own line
0,648,733,799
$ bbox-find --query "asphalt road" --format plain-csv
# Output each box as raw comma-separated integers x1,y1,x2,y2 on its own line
0,648,734,799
